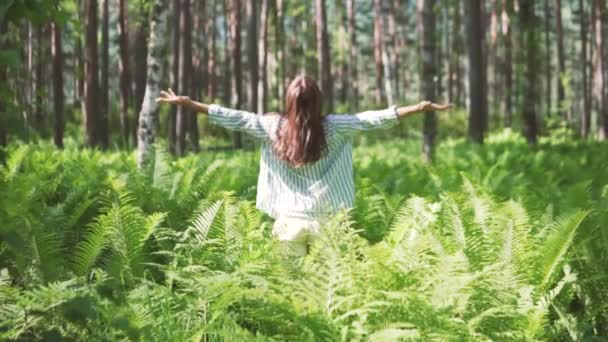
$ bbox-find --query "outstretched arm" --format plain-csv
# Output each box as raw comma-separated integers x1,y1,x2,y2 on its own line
396,101,452,119
156,89,276,139
156,89,209,113
330,101,451,135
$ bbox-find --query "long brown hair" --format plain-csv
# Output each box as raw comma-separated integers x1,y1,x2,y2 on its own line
273,75,327,167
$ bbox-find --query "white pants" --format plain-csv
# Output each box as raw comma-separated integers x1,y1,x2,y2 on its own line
272,215,323,256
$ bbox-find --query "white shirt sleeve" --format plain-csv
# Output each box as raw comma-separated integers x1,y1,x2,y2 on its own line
207,105,279,140
326,105,399,136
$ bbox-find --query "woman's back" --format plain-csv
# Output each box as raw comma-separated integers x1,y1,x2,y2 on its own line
205,106,399,219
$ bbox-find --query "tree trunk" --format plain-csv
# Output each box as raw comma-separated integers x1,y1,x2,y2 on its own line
544,0,552,117
100,0,109,148
521,0,539,144
51,22,64,149
390,0,401,101
137,0,170,168
275,0,286,112
555,0,566,119
247,0,258,113
490,0,499,116
502,0,513,127
207,0,217,101
258,0,269,113
449,0,463,106
315,0,333,112
373,0,385,105
420,0,437,162
580,0,590,137
118,0,131,147
168,0,180,154
229,0,243,148
189,0,203,153
466,0,487,143
34,25,44,130
133,5,149,143
176,0,192,156
347,0,358,111
84,0,99,147
594,0,607,139
1,22,8,161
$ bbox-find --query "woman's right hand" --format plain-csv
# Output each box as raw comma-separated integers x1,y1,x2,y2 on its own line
156,88,191,106
416,101,452,112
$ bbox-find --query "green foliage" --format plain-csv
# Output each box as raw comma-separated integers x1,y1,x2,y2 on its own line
0,131,607,340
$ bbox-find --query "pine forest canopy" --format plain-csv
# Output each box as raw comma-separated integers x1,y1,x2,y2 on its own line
0,0,606,159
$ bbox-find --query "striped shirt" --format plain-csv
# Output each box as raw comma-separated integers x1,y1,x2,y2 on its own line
208,104,399,219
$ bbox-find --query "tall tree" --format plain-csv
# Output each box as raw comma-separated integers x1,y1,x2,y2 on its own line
373,0,385,105
594,0,607,139
448,0,463,106
100,0,109,148
347,0,358,110
315,0,333,112
466,0,487,143
118,0,131,147
137,0,170,168
274,0,286,111
580,0,590,137
1,22,8,159
257,0,269,113
133,4,149,143
207,0,217,101
51,21,64,149
520,0,539,144
544,0,552,116
419,0,437,162
168,0,180,153
190,0,203,153
502,0,513,126
84,0,99,147
175,0,192,156
229,0,243,147
247,0,258,113
555,0,566,119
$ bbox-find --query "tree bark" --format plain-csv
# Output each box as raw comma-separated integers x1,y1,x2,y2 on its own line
258,0,269,113
133,5,150,143
544,0,552,117
118,0,131,147
315,0,333,112
168,0,180,154
100,0,109,149
373,0,385,105
275,0,286,112
51,22,64,149
449,0,463,106
247,0,258,113
207,0,217,101
580,0,590,137
229,0,243,148
502,0,513,127
420,0,437,162
189,0,203,153
84,0,99,147
137,0,170,168
1,22,8,161
347,0,358,111
521,0,539,144
555,0,566,119
594,0,607,139
466,0,487,143
176,0,193,156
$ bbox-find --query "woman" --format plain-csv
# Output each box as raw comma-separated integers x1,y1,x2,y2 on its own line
157,75,450,255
